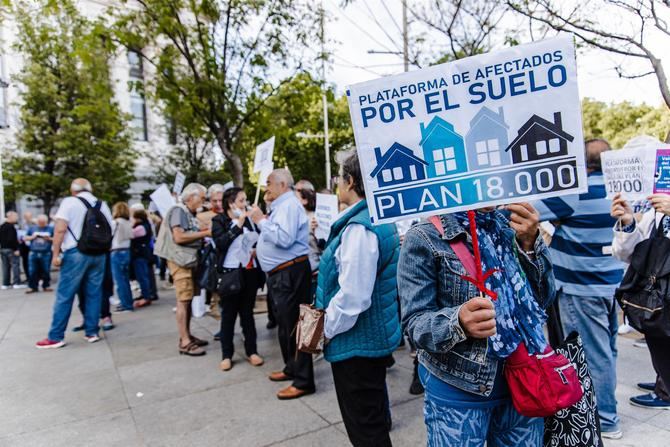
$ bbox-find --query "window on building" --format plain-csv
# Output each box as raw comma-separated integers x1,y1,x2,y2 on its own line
549,138,560,153
382,167,405,183
475,139,501,166
536,140,548,156
392,167,403,181
128,50,147,141
0,55,7,128
433,147,457,176
519,144,529,161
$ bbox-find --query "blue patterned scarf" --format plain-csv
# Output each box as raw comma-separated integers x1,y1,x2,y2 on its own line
453,210,547,358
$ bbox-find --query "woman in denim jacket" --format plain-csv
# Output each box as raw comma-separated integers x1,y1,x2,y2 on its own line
398,204,556,446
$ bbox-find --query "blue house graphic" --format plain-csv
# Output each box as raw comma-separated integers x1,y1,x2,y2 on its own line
370,142,428,188
465,106,510,170
419,116,468,178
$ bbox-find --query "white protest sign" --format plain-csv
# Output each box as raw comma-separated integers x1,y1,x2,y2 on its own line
223,181,234,191
346,36,587,225
601,148,656,200
314,193,339,240
150,184,176,217
259,163,274,187
172,171,186,194
253,136,275,173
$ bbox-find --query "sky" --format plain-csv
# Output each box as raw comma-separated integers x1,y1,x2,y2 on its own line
324,0,668,107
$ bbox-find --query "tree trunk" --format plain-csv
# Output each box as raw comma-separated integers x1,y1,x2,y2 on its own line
648,53,670,111
215,129,244,187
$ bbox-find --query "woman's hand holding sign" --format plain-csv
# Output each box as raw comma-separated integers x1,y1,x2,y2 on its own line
505,202,540,252
459,297,496,339
648,194,670,216
611,193,634,225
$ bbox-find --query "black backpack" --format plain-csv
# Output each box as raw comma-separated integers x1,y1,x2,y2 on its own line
615,215,670,338
68,196,113,255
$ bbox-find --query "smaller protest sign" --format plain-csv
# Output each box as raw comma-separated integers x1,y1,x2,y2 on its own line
223,181,234,191
173,171,186,194
653,149,670,194
314,193,339,241
601,148,656,200
254,163,274,205
150,184,176,217
253,136,275,173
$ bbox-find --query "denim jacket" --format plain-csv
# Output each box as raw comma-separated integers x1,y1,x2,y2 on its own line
398,212,556,396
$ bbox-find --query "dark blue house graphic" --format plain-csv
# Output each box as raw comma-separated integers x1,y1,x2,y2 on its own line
419,116,468,178
370,142,428,188
465,106,510,170
505,112,574,164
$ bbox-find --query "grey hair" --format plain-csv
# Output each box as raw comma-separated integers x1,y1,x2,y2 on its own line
270,169,294,188
71,179,92,192
295,179,314,192
180,183,207,202
37,214,49,222
207,183,225,198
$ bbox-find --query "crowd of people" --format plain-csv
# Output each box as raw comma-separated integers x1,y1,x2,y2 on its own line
2,139,668,445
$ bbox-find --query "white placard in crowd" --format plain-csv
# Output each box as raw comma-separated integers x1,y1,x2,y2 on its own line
150,184,176,217
259,163,274,187
172,171,186,194
223,181,234,191
346,36,587,225
314,193,339,241
253,136,275,173
601,147,656,200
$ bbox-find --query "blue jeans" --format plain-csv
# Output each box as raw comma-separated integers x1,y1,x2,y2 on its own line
111,249,133,310
132,256,156,299
421,368,543,446
47,248,105,340
559,291,619,432
28,251,51,290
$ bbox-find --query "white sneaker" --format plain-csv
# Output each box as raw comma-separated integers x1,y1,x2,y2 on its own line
85,335,101,343
618,323,633,335
13,284,27,289
602,429,623,440
1,285,9,290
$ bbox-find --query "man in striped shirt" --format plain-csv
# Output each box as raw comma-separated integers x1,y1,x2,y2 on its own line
534,138,625,440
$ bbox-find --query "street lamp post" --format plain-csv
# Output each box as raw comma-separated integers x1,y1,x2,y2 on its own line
0,78,9,222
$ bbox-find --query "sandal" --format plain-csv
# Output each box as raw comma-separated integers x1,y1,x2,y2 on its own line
191,336,209,347
179,341,206,356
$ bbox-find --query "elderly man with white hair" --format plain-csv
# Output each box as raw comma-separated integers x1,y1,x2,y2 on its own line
36,178,113,349
155,183,211,356
24,214,54,294
249,168,315,400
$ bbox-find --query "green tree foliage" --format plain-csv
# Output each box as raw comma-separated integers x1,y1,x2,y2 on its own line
114,0,319,187
581,98,670,148
7,0,135,212
238,73,354,193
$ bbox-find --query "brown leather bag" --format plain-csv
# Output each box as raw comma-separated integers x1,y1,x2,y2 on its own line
296,304,325,354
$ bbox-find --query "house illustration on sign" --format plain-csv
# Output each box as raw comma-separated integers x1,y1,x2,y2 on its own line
504,112,574,164
419,116,469,178
464,106,510,170
370,142,428,188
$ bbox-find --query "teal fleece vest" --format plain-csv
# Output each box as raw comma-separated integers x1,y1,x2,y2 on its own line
315,200,401,363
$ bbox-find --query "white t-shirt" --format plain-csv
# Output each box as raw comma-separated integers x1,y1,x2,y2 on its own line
54,192,113,251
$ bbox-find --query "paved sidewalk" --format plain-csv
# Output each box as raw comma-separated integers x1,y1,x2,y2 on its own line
0,283,668,446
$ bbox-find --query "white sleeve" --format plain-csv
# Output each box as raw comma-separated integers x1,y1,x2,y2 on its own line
324,224,379,339
101,202,113,226
54,198,74,222
612,211,655,263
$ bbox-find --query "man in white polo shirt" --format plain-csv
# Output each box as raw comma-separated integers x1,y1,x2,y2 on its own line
36,178,112,349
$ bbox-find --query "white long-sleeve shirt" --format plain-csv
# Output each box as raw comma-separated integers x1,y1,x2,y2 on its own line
324,204,379,339
612,211,665,263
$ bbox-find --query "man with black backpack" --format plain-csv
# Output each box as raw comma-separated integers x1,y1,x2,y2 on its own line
36,178,113,349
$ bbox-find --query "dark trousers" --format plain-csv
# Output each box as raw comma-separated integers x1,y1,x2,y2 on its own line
220,268,260,359
646,337,670,401
266,259,314,391
19,242,29,282
331,356,393,447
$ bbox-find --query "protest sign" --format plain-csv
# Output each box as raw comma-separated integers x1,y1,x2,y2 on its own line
346,36,587,224
253,136,275,173
601,148,656,200
654,149,670,194
254,163,274,205
314,193,339,240
172,171,186,194
223,181,234,191
150,184,176,217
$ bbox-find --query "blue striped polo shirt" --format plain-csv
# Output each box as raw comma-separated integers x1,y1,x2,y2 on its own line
533,171,625,297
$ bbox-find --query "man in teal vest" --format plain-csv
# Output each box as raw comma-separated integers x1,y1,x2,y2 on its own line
315,150,401,446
